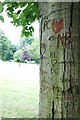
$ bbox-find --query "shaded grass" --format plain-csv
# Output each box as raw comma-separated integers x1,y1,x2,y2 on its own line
0,62,39,118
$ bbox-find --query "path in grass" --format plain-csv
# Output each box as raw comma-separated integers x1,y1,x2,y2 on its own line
0,62,39,118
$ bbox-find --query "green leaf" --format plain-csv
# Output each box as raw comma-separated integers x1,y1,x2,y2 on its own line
17,10,21,14
0,2,3,13
0,15,4,22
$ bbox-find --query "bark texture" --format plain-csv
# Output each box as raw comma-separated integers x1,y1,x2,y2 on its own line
61,3,80,118
39,2,80,118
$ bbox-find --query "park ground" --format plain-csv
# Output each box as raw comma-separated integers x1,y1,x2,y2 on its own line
0,61,39,118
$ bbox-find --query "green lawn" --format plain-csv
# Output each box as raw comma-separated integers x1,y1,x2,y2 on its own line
0,62,39,118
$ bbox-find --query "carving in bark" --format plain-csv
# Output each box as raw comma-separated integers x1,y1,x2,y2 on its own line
38,2,80,119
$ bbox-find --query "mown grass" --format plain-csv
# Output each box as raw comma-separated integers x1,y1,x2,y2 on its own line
0,62,39,118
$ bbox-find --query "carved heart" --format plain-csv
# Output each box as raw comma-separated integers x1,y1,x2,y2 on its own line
52,19,64,34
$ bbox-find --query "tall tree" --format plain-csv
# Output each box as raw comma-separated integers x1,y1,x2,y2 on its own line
38,2,80,119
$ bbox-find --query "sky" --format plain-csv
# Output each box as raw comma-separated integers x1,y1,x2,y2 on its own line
0,10,39,44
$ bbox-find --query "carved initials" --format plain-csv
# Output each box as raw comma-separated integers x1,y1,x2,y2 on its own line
43,19,72,47
43,21,50,31
58,34,66,47
49,35,54,41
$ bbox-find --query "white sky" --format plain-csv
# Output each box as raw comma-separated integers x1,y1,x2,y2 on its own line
0,10,39,44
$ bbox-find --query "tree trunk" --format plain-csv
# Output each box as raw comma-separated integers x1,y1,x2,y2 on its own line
38,2,80,118
61,3,80,118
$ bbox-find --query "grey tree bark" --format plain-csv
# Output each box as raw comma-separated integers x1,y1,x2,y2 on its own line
38,2,80,118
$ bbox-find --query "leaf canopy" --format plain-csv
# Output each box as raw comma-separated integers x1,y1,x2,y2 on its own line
3,2,39,37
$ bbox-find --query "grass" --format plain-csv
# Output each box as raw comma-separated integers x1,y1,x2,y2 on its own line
0,61,39,118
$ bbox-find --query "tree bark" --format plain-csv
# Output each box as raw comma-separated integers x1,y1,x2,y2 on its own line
61,3,80,118
38,2,80,119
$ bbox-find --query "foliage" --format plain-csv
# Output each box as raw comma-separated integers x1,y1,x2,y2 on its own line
13,49,22,62
6,44,17,60
13,48,32,63
28,37,40,63
0,30,17,61
20,36,40,64
20,37,34,46
3,2,39,37
0,30,11,60
13,36,40,64
14,37,33,63
21,48,32,62
0,2,4,22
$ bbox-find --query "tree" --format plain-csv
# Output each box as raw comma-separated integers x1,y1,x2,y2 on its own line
13,49,22,62
6,44,17,60
20,37,34,45
13,46,32,63
21,48,32,62
38,2,80,119
28,37,40,63
0,30,11,61
19,36,39,63
1,1,80,119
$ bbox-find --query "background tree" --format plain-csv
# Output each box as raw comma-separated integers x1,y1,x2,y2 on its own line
19,36,34,63
6,44,17,60
13,36,40,64
20,37,34,46
0,30,11,61
28,37,40,63
13,49,22,62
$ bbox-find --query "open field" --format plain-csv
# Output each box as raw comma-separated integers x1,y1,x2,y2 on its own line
0,61,40,118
